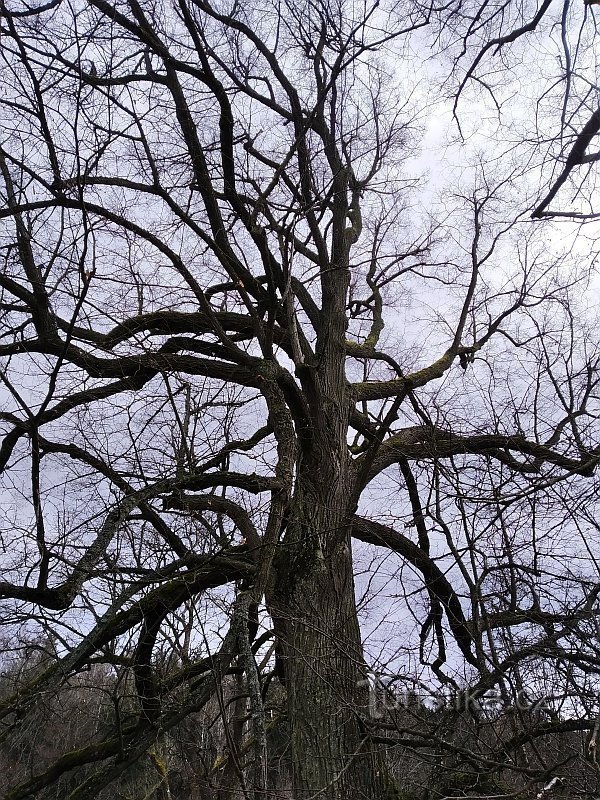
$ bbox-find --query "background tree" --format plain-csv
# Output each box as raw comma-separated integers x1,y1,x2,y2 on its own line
0,0,599,798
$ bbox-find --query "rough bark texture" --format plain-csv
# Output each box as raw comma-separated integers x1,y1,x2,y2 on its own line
271,352,399,797
280,536,398,798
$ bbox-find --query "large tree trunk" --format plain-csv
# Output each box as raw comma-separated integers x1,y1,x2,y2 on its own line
267,186,400,795
271,376,400,799
273,489,399,799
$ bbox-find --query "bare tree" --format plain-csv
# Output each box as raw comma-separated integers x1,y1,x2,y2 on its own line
0,1,599,798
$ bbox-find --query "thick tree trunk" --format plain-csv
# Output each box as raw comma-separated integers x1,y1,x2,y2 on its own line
267,220,400,795
272,456,401,799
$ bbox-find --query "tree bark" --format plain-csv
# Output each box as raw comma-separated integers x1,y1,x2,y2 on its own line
274,494,399,799
271,375,400,799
